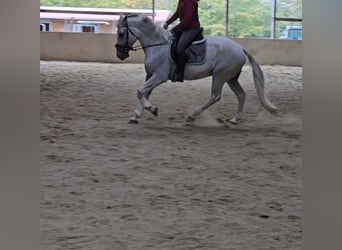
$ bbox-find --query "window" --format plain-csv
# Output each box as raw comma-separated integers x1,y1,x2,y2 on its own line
40,22,51,32
73,24,98,33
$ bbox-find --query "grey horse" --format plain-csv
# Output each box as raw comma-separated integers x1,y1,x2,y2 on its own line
115,14,278,124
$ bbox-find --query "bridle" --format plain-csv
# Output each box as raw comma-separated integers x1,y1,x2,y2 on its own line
115,15,171,54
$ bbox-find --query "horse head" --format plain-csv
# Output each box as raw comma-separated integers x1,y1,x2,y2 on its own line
115,15,141,60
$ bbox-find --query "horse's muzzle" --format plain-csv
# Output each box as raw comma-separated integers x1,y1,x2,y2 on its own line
115,44,130,60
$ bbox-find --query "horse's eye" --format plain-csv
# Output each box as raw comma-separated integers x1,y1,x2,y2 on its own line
117,28,125,37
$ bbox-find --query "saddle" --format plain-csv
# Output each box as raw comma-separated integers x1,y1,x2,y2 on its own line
170,28,207,65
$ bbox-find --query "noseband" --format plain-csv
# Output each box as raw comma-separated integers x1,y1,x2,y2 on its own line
115,15,171,54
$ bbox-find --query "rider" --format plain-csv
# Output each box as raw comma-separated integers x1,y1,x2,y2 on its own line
163,0,201,82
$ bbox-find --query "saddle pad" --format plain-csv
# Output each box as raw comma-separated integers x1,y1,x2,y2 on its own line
185,40,206,65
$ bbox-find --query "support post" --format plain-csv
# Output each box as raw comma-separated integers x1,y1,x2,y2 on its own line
225,0,229,37
152,0,156,21
271,0,276,39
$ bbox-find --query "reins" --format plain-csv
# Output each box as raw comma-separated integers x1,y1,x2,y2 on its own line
130,40,171,51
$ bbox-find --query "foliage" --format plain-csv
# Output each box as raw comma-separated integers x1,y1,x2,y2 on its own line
40,0,302,38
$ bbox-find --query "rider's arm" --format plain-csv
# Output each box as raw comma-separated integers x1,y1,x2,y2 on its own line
165,2,180,25
172,0,196,33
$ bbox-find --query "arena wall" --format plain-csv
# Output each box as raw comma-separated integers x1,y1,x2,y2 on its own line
40,32,301,66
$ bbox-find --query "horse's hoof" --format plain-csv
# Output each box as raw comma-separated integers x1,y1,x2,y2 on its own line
152,107,158,117
216,117,225,124
186,116,196,122
228,118,239,125
128,119,139,124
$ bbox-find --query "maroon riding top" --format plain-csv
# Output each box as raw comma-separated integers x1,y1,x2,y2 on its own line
166,0,200,33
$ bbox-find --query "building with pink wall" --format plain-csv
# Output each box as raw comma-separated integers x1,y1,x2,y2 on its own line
40,7,171,33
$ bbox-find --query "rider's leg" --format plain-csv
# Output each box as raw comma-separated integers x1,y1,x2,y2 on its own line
173,29,199,82
173,52,188,82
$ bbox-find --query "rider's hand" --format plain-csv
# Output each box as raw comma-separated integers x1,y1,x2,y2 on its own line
170,28,179,37
163,23,169,30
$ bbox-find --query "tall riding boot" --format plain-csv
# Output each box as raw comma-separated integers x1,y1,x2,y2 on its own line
173,52,188,82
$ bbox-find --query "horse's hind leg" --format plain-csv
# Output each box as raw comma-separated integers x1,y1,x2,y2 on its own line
227,71,246,124
186,78,225,122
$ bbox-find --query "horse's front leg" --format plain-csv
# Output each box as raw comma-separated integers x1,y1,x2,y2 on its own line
129,97,158,124
129,74,152,124
137,89,159,116
129,102,145,124
129,74,165,124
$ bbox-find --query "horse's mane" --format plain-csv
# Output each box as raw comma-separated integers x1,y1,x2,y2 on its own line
127,14,170,40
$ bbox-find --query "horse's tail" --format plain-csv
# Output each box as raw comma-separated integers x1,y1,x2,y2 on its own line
243,48,278,114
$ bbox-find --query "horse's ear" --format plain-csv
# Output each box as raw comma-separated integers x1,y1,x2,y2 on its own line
118,13,124,23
